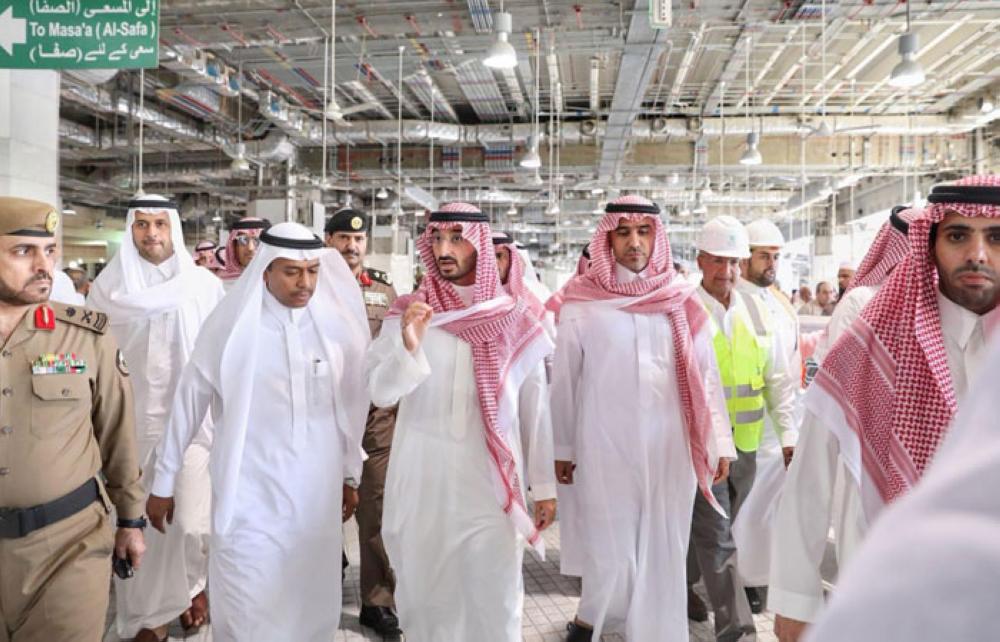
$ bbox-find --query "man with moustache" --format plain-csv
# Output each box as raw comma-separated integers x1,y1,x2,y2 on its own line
148,222,370,641
366,202,557,641
772,176,1000,642
217,217,270,286
0,197,145,642
731,218,802,614
548,196,734,641
687,216,797,642
325,207,400,634
89,195,224,642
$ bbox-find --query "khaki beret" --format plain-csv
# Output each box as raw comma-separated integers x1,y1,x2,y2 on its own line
0,197,59,237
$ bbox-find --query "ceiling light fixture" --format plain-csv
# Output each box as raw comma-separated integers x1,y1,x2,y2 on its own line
376,186,389,199
230,142,251,172
231,60,250,173
520,137,542,169
739,132,763,166
979,95,996,114
483,10,517,69
506,204,518,216
521,28,542,170
889,2,925,89
325,0,353,126
545,201,561,216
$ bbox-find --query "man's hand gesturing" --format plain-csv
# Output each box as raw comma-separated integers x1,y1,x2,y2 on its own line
402,302,433,353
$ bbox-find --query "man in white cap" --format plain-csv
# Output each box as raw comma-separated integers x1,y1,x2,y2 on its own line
366,202,557,642
88,195,225,642
731,219,803,613
548,196,734,642
835,261,856,303
771,176,1000,641
146,222,371,642
688,216,798,641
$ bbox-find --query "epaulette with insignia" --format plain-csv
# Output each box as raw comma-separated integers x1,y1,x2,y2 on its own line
52,302,109,334
366,268,392,286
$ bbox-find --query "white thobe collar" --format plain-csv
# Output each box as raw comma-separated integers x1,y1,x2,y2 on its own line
936,291,993,400
453,283,475,307
138,252,179,286
262,287,307,327
937,292,982,352
261,287,310,444
615,263,648,283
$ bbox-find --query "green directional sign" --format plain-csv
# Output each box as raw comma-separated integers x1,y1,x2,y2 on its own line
0,0,159,69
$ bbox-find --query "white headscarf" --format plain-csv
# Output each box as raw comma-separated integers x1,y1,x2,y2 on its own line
88,194,223,359
187,221,371,534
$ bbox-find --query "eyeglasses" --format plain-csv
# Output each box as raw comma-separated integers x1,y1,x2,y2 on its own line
234,235,259,247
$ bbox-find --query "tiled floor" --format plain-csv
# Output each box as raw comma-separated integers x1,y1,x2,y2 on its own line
105,517,778,642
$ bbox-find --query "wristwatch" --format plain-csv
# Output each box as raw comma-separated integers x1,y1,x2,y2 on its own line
343,477,360,490
117,516,148,530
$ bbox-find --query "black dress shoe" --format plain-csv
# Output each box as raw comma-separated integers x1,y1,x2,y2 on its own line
565,621,593,642
687,586,709,622
359,605,401,635
745,586,764,615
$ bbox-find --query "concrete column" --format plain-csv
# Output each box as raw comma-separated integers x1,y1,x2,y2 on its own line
0,70,60,206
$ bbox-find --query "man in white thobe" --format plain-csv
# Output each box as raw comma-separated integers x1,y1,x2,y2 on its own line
806,334,1000,642
771,176,1000,642
728,218,800,612
813,206,914,364
88,195,224,641
549,196,734,642
147,222,370,642
366,202,557,642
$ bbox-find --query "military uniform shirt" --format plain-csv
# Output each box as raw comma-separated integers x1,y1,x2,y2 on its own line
0,302,143,518
359,268,398,452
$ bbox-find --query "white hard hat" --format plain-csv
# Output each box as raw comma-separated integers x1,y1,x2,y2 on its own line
745,219,785,248
697,216,751,259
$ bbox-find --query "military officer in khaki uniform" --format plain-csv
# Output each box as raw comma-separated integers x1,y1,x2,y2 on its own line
325,207,400,635
0,197,145,642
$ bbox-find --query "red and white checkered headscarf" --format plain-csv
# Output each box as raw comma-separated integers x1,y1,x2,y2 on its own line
219,217,269,281
390,202,552,552
814,175,1000,515
546,194,721,510
846,206,917,293
194,240,222,272
494,235,547,323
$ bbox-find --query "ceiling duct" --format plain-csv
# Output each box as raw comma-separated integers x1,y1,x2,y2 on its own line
221,131,296,164
60,81,226,149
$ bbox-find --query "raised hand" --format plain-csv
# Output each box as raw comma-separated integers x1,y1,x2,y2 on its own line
402,301,433,353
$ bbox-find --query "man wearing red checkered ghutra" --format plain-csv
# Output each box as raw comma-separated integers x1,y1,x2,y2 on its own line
770,176,1000,642
548,195,736,642
365,202,558,642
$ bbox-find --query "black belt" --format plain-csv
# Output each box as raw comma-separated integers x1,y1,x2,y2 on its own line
0,478,100,539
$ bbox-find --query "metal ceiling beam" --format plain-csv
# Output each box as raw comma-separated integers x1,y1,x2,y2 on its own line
596,0,668,182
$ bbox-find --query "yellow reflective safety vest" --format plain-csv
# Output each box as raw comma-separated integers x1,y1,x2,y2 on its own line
704,291,772,453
